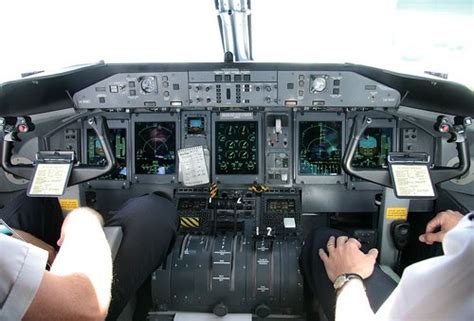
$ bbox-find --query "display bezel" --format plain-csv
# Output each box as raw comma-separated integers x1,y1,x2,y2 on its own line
82,118,131,189
212,112,263,185
131,113,180,184
215,121,259,175
346,117,398,191
294,112,346,185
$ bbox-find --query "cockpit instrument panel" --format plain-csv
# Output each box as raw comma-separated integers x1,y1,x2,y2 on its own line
215,121,258,175
299,121,342,176
134,122,176,175
87,128,127,180
22,61,471,321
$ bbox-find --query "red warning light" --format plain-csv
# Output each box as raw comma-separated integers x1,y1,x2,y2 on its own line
439,124,450,133
17,124,29,133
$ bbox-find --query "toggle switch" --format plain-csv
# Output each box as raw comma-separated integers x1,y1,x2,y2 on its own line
275,118,282,134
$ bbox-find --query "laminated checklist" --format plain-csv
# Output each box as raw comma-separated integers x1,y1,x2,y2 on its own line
178,146,210,186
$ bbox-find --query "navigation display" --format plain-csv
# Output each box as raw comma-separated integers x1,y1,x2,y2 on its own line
353,128,392,168
299,121,342,175
216,121,258,175
135,122,176,175
87,128,127,180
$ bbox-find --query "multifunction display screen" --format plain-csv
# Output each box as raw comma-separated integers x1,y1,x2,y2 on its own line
353,127,392,168
299,121,342,175
135,122,176,175
87,128,127,180
215,121,258,175
187,117,205,135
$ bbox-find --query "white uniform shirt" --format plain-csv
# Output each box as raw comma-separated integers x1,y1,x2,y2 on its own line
376,213,474,321
0,234,47,321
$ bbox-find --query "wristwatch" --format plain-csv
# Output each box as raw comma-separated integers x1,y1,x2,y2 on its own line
333,273,364,294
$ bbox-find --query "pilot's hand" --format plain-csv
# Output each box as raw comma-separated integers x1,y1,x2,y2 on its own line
318,236,378,283
13,229,57,265
57,207,105,247
419,210,463,245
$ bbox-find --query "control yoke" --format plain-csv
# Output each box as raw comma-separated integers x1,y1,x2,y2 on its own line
0,116,115,186
343,116,471,188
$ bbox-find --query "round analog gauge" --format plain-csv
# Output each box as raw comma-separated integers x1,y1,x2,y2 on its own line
247,162,256,170
226,141,236,149
141,76,158,93
218,135,226,142
239,140,249,149
225,151,236,160
248,134,256,142
219,162,228,171
310,76,327,93
239,151,249,159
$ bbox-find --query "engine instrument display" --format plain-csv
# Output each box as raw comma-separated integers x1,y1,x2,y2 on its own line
353,128,392,168
87,128,127,180
135,122,176,175
216,121,258,175
299,121,342,175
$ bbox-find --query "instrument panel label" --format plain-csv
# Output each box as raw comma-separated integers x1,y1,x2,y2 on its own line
220,112,253,120
386,207,408,220
59,198,80,211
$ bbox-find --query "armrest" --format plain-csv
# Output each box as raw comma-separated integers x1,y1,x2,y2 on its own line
103,226,123,260
380,265,401,283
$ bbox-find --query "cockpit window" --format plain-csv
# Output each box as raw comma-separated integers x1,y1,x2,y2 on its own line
0,0,472,88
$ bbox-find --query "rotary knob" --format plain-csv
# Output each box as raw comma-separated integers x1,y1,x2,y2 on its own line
255,304,271,318
213,303,228,317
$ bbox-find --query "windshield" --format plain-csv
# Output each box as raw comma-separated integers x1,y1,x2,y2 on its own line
0,0,472,88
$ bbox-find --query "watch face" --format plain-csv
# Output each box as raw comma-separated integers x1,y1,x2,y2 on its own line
334,275,348,290
334,273,363,291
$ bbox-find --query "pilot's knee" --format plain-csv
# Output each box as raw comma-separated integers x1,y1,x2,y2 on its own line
1,192,61,222
147,193,179,229
127,193,178,232
307,227,346,252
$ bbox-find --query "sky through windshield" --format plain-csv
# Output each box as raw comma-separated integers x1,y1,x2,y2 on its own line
0,0,472,88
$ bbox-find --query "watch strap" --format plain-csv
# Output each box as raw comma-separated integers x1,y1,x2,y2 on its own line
334,273,364,294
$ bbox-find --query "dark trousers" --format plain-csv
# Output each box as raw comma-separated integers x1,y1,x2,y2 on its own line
299,228,397,321
0,192,178,321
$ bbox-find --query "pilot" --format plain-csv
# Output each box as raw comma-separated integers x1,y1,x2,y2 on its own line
300,209,474,321
0,192,178,321
1,206,112,321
